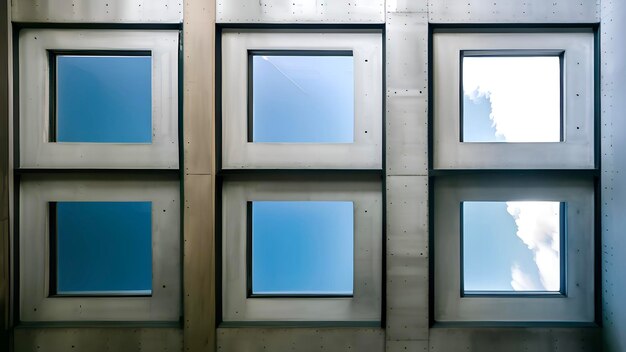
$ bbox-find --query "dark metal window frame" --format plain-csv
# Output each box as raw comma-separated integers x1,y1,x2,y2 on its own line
47,201,154,298
428,23,601,327
47,49,152,143
458,49,566,143
216,23,386,328
12,22,184,327
246,49,354,143
459,201,568,298
245,200,355,298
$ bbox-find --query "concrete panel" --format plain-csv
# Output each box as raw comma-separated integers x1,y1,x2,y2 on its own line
386,176,428,340
386,12,428,96
14,328,183,352
184,175,216,352
386,0,427,14
217,327,385,352
428,0,599,23
600,0,626,350
217,0,385,23
386,340,428,352
386,97,428,176
12,0,183,23
184,0,215,175
429,328,601,352
385,12,428,176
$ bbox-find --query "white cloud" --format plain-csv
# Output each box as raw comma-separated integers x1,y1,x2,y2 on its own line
506,201,561,291
463,57,561,142
510,263,541,291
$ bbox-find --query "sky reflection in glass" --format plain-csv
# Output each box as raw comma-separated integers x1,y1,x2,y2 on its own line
463,201,561,293
252,54,354,143
55,201,152,295
252,201,354,295
462,56,561,143
56,55,152,143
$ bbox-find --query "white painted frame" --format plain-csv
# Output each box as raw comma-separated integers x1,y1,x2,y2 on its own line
221,31,383,170
19,29,179,169
434,175,595,322
433,31,595,169
19,175,181,322
222,178,382,322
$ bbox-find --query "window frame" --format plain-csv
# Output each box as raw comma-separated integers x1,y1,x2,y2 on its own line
459,200,567,297
18,29,179,169
433,31,595,170
433,174,595,323
19,174,181,323
48,50,153,144
221,176,382,323
220,30,383,170
459,50,565,143
48,200,154,297
246,200,355,298
246,49,355,144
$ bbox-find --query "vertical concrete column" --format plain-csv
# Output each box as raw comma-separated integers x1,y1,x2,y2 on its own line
385,2,429,351
184,0,217,351
600,0,626,350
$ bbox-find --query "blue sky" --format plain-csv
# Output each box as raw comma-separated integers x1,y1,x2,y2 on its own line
252,55,354,143
56,201,152,294
57,55,152,143
252,201,354,295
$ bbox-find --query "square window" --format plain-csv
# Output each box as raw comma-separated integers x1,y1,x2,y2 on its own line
51,201,152,296
461,55,561,143
222,178,381,322
433,31,594,169
462,201,563,294
250,52,354,143
53,54,152,143
221,31,382,169
434,175,594,323
19,176,180,322
251,201,354,296
19,29,178,168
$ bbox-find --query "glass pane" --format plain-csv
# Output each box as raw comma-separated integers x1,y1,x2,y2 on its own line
462,56,561,143
462,201,562,293
252,54,354,143
54,201,152,295
56,55,152,143
252,201,354,295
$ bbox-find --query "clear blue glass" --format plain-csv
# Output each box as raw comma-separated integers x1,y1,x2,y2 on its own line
56,55,152,143
462,201,561,293
252,201,354,295
55,201,152,295
252,55,354,143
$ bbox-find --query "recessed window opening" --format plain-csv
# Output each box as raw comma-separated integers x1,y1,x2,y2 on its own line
249,50,354,143
49,201,153,296
249,201,354,296
462,201,565,295
461,52,562,143
50,51,152,143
